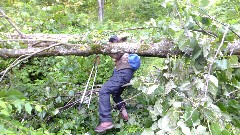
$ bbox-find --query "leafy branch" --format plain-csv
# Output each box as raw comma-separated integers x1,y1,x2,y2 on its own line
187,3,240,39
204,25,230,98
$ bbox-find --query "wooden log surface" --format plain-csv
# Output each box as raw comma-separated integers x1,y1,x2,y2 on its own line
0,33,239,58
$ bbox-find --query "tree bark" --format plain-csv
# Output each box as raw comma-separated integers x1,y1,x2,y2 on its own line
97,0,104,22
0,34,239,58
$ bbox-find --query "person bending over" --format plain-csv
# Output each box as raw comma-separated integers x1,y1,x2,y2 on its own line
94,35,135,133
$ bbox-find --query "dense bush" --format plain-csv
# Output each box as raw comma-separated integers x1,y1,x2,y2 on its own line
0,0,239,134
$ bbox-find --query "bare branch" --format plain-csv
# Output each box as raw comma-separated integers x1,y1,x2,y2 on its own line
0,9,24,36
0,43,62,82
193,20,218,38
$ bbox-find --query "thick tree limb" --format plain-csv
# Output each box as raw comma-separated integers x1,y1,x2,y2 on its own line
0,34,180,58
0,34,239,58
0,42,178,58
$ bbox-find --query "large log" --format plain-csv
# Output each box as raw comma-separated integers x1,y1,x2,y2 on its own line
0,34,239,58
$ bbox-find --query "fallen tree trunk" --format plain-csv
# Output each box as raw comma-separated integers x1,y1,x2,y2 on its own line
0,33,239,58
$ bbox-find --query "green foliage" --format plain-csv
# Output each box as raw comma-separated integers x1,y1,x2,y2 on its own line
0,0,240,134
105,0,167,22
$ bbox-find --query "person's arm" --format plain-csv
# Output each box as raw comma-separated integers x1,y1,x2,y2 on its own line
109,53,123,60
108,35,126,62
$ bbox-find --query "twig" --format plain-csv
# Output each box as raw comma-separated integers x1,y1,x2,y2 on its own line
79,62,95,107
0,9,24,37
0,20,11,32
52,84,137,115
193,20,218,38
187,3,240,39
172,89,196,107
207,120,213,135
112,92,143,109
204,25,230,98
229,40,239,56
172,104,199,131
171,89,200,131
226,89,239,97
104,26,160,33
44,83,132,100
0,43,62,82
88,62,99,108
0,39,68,43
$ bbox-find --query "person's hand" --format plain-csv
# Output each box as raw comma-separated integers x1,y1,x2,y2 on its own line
114,59,117,66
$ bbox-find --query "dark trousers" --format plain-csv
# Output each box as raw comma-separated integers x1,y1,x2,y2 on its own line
98,68,134,122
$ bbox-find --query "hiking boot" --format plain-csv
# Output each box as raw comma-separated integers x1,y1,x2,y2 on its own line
120,107,129,121
94,122,114,133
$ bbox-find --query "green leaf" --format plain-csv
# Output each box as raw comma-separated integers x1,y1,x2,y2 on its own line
201,39,210,58
53,109,59,115
184,16,195,29
184,106,200,127
228,55,238,66
177,120,191,135
169,22,180,31
192,45,202,62
147,85,159,94
226,69,233,80
141,128,154,135
207,75,218,97
35,105,42,112
68,90,74,96
216,59,228,70
210,122,221,135
204,103,222,120
149,100,163,121
201,17,212,26
0,90,6,98
217,102,227,112
158,115,170,131
165,80,177,94
0,100,7,109
209,75,218,87
179,81,191,91
221,129,231,135
193,125,207,135
55,96,62,103
25,103,32,114
0,124,5,132
178,38,190,51
6,88,25,99
0,110,10,116
13,100,22,113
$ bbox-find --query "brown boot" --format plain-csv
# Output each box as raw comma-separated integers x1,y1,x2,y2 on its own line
94,121,114,133
120,107,129,121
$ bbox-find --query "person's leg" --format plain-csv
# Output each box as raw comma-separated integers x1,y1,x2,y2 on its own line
112,69,134,121
112,87,129,121
95,69,134,132
95,74,123,133
98,70,129,120
98,85,112,122
112,69,134,110
112,87,125,110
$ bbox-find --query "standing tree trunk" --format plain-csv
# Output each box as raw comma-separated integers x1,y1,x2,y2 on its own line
97,0,104,22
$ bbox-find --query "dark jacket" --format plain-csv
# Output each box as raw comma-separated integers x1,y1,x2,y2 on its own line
109,53,132,71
